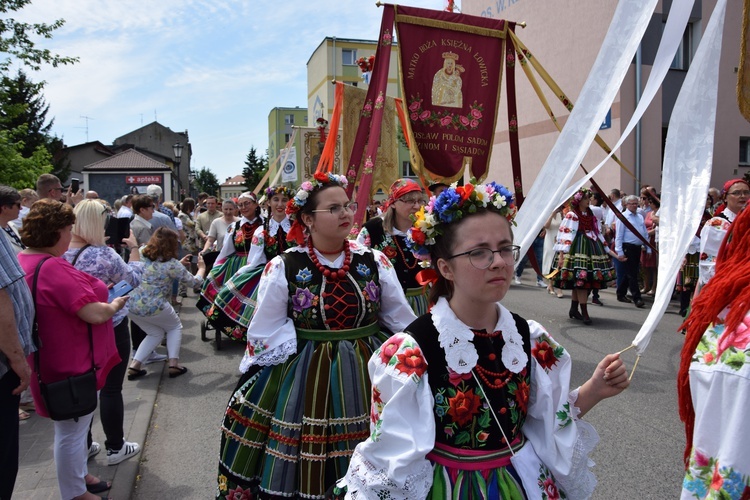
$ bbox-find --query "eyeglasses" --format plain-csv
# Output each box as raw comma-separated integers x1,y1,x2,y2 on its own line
727,190,750,197
311,202,358,216
446,245,521,269
397,197,425,206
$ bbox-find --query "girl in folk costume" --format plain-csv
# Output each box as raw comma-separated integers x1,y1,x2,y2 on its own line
197,191,262,317
337,180,630,499
552,188,621,325
678,205,750,499
697,179,749,290
206,185,294,342
357,178,430,315
215,173,416,499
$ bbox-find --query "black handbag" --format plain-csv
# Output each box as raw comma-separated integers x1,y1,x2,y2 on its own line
31,257,98,422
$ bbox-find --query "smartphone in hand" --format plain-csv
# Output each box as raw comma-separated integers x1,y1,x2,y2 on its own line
108,280,134,302
71,178,80,193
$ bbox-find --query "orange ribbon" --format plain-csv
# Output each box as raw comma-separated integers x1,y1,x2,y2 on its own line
416,268,439,287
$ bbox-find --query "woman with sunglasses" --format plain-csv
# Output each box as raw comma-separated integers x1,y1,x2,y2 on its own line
216,173,416,499
337,180,629,499
197,191,262,317
206,185,295,343
63,199,144,466
357,179,429,315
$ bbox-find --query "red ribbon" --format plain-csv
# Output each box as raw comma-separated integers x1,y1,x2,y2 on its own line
286,220,306,246
416,268,439,287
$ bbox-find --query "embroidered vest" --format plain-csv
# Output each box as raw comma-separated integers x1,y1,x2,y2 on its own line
362,218,420,290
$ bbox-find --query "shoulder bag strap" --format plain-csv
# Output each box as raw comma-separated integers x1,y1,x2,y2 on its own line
71,244,92,266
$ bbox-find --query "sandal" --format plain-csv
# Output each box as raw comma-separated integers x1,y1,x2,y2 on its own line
127,367,147,380
86,480,112,494
18,408,30,420
168,366,188,378
19,401,35,412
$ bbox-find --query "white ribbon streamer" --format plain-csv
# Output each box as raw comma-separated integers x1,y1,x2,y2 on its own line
632,0,727,354
556,0,696,204
513,0,658,257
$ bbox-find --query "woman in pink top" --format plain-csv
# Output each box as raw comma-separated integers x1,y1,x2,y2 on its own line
18,199,128,500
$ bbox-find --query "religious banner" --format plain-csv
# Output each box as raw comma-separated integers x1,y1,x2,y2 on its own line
739,0,750,122
342,84,399,196
394,5,508,181
280,147,297,183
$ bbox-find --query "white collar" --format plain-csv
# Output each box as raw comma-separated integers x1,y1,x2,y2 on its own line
431,297,527,374
722,208,738,222
267,217,291,234
134,214,152,228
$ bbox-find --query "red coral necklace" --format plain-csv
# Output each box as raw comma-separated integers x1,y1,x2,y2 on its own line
308,238,351,281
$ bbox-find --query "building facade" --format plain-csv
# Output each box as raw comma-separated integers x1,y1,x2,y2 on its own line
463,0,750,194
219,174,246,201
82,149,173,204
267,107,309,183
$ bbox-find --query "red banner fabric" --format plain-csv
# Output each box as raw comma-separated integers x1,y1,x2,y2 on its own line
394,5,507,182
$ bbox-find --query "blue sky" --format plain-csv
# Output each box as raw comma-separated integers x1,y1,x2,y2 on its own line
16,0,440,181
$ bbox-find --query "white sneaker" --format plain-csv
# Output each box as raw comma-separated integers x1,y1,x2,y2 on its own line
144,352,167,364
513,276,522,285
107,441,140,466
88,442,101,460
536,279,546,288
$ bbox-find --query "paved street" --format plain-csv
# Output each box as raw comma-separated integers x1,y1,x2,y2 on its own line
16,272,687,499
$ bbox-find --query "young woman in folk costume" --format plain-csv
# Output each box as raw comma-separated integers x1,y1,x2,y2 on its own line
206,185,294,342
197,191,262,318
337,180,630,499
357,178,430,316
215,173,416,499
552,188,622,325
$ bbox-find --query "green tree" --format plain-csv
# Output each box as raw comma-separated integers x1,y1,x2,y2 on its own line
0,70,69,179
193,167,220,197
242,146,268,192
0,128,52,188
0,0,78,73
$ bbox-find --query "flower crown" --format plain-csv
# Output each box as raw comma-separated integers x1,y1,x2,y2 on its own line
285,172,348,222
571,187,593,206
265,185,295,200
406,179,516,261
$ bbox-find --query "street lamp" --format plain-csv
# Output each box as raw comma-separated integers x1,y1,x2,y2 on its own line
173,142,184,200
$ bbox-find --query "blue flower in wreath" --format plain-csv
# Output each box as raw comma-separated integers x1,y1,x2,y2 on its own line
434,190,461,223
295,267,313,284
356,263,371,278
488,181,514,202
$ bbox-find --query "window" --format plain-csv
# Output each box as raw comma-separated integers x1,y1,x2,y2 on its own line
741,137,750,165
342,49,357,66
670,22,694,71
284,114,294,125
284,133,291,144
402,161,417,178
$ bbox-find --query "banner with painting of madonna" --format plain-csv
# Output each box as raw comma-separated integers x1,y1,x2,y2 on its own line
394,5,508,182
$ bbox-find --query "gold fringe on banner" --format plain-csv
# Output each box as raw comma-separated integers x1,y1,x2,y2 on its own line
739,0,750,122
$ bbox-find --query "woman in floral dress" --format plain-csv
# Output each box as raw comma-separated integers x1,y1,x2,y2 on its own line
207,185,294,342
552,188,622,325
337,180,630,499
357,178,430,315
216,173,416,499
678,204,750,499
197,191,262,318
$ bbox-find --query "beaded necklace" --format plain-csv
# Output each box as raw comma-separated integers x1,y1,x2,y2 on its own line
391,234,419,271
307,238,351,281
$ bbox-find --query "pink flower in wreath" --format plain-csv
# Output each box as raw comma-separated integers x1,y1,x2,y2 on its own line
409,100,421,112
470,119,479,128
471,108,483,119
419,110,431,121
440,115,452,127
459,115,470,127
542,477,561,500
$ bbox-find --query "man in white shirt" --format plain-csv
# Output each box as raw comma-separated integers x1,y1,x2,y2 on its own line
203,200,238,254
614,195,649,308
117,194,134,219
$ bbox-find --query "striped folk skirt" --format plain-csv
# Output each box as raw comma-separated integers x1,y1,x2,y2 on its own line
197,253,248,321
206,265,263,343
553,234,615,290
406,286,430,317
217,324,389,499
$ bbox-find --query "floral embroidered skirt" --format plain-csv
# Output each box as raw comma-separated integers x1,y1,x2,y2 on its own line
553,234,615,290
206,265,263,343
217,326,389,499
197,253,247,321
